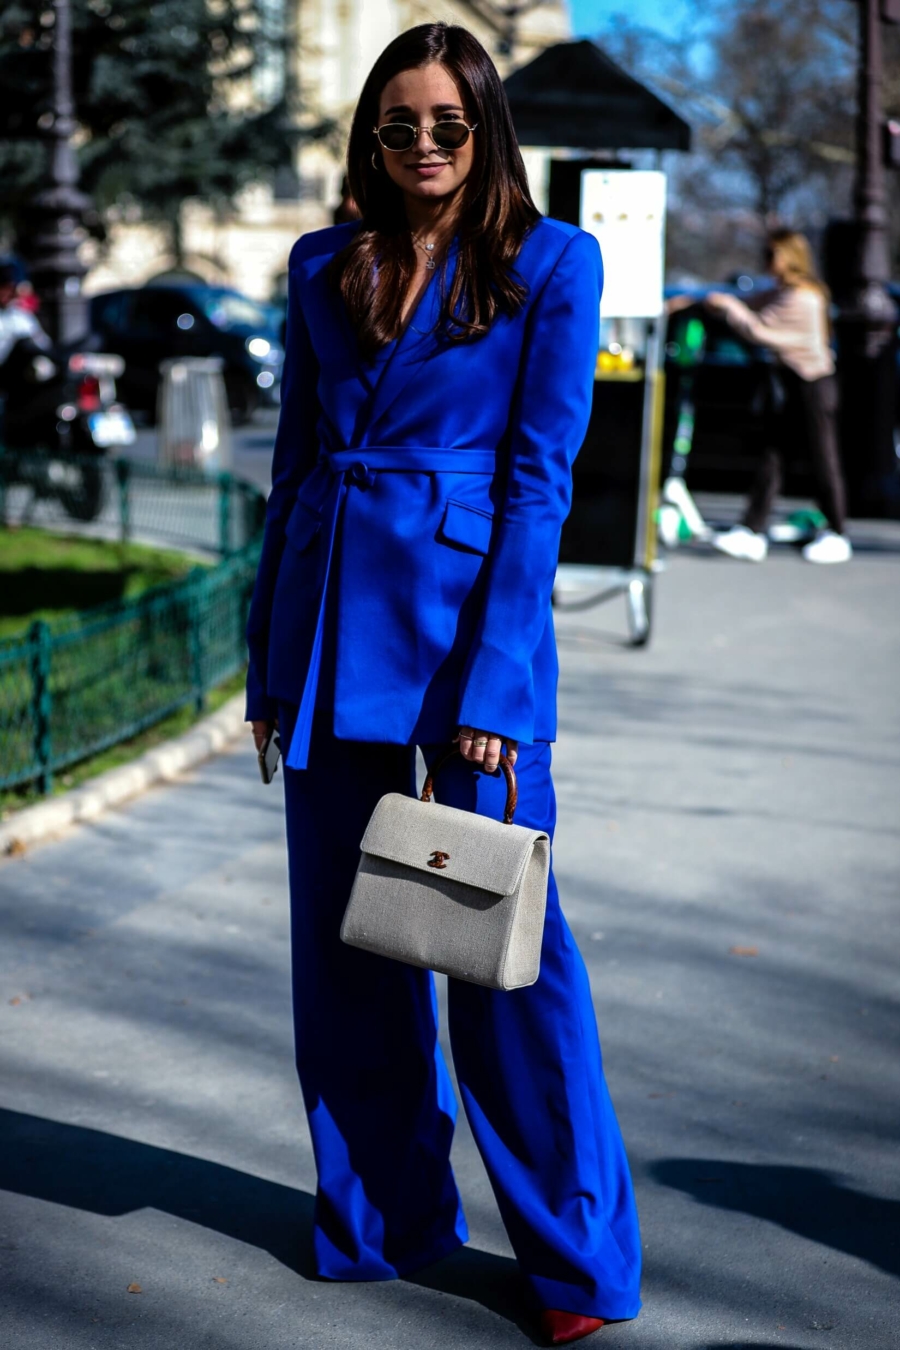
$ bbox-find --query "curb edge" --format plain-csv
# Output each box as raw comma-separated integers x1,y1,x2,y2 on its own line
1,693,248,858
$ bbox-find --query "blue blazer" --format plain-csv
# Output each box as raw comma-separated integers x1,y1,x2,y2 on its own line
245,216,603,770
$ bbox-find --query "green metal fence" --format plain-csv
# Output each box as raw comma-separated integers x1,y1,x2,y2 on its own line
0,453,267,795
0,450,266,555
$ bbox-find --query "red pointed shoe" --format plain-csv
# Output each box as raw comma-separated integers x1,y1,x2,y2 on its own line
540,1310,606,1345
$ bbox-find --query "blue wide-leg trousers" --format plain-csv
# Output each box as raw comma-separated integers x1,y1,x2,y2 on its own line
280,710,642,1320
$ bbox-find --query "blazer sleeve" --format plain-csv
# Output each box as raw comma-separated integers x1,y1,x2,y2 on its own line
457,229,602,743
245,241,321,721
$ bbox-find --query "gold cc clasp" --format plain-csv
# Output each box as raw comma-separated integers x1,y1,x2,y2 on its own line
428,851,450,869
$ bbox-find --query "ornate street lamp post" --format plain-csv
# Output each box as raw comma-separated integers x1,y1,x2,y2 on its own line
28,0,90,345
836,0,900,515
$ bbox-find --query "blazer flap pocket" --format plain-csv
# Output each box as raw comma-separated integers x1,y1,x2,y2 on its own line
439,499,494,555
285,499,322,553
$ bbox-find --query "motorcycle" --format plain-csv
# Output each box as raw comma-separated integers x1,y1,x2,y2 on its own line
0,335,136,522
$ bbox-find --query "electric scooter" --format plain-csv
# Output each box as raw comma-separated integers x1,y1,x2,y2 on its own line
658,309,713,548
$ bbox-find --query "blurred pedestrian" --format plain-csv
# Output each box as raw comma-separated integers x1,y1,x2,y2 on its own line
246,21,641,1346
13,278,40,314
0,264,51,374
706,230,851,564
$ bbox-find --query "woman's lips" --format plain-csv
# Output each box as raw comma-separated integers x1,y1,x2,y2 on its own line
406,163,447,178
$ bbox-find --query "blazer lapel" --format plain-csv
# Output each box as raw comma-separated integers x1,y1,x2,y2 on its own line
302,251,372,394
300,249,375,448
363,240,459,441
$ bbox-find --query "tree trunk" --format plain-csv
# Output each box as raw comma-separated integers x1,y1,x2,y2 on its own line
166,206,185,270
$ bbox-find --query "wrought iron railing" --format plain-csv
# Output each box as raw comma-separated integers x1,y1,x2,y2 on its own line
0,453,266,794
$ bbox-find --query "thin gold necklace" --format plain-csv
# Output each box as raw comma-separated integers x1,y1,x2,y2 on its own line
411,232,438,270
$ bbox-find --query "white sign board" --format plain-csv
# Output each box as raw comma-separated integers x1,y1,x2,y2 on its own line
580,170,666,319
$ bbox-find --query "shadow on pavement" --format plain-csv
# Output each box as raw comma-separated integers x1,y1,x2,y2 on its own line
652,1158,900,1279
408,1246,536,1342
0,1107,532,1335
0,1106,314,1275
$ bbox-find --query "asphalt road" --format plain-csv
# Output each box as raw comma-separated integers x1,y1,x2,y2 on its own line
2,412,279,554
0,519,898,1350
128,409,282,497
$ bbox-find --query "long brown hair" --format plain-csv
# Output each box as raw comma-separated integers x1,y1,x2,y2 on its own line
335,23,540,358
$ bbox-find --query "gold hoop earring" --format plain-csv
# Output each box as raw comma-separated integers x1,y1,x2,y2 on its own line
371,151,381,171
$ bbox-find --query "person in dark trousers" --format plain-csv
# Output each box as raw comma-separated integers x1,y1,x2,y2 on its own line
245,23,641,1347
706,229,851,564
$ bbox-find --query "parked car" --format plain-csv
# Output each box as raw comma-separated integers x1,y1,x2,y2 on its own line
889,282,900,442
89,283,284,424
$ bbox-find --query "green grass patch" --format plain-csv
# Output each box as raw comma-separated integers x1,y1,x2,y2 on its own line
0,666,247,818
0,526,208,639
0,527,253,814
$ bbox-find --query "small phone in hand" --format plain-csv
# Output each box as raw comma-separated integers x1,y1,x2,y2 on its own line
258,727,282,784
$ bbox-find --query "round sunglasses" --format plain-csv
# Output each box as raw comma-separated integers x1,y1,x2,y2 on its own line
373,119,477,153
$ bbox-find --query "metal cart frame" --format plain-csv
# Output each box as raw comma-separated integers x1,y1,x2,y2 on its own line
553,316,666,646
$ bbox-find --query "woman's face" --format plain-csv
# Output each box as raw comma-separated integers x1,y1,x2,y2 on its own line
375,63,476,208
767,244,787,280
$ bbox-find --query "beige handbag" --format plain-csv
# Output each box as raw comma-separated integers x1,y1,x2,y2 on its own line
340,748,550,990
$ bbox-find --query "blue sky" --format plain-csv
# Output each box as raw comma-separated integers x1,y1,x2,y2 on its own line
569,0,691,38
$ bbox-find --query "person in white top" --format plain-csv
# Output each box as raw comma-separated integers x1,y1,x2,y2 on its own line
705,230,851,565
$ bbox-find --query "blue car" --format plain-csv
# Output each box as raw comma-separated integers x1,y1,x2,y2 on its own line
89,283,284,424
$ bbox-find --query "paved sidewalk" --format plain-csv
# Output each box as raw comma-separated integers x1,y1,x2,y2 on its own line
1,527,898,1350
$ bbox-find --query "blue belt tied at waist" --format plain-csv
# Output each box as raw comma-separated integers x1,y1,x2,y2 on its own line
285,445,499,770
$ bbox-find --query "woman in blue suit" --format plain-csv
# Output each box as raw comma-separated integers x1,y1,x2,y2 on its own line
246,23,641,1345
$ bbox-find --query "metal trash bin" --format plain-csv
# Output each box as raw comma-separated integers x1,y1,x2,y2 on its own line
157,356,232,472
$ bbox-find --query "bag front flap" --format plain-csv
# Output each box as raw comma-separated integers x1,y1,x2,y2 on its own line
361,793,547,897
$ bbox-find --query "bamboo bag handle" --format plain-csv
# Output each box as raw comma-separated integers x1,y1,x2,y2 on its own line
420,746,518,825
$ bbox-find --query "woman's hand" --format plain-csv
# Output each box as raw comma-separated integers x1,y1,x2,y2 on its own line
457,727,518,774
250,718,278,754
664,294,694,316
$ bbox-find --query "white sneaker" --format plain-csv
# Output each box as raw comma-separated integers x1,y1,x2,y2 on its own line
711,525,768,562
801,530,853,564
